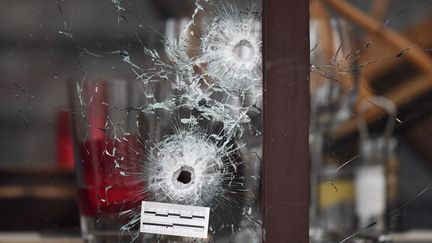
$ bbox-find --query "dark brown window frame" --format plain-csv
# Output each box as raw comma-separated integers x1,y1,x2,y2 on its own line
263,1,310,242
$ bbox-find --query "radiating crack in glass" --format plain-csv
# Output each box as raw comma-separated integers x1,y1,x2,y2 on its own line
111,0,264,136
116,127,257,240
197,2,262,93
326,154,360,192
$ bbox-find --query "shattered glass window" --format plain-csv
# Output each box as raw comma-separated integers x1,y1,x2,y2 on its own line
66,0,263,242
0,0,262,242
310,0,432,243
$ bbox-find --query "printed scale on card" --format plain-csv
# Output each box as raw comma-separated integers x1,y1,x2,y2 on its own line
140,201,210,238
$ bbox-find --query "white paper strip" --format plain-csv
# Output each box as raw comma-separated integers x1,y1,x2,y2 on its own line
140,201,210,239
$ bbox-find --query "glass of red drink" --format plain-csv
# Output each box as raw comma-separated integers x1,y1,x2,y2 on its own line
69,79,149,242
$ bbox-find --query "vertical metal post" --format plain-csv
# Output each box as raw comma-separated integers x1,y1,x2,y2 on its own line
262,1,310,242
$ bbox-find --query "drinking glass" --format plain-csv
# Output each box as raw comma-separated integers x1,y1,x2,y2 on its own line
69,79,149,242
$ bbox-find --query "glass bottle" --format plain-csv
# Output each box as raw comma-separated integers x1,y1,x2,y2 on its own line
355,96,398,242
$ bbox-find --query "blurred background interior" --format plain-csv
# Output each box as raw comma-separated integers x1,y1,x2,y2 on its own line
2,0,432,242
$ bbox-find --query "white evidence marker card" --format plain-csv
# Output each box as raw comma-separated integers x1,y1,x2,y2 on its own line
140,201,210,239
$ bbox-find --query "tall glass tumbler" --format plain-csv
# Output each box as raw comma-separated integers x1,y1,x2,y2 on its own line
69,78,151,242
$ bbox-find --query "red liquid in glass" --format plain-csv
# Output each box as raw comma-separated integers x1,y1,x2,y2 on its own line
78,135,146,216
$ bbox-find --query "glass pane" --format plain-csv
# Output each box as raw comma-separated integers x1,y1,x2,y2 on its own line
310,0,432,242
66,0,264,242
0,0,262,242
